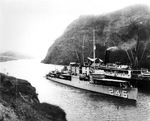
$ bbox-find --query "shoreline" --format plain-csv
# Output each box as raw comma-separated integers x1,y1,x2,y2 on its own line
0,73,67,121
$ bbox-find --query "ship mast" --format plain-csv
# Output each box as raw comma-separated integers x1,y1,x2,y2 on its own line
93,29,96,70
134,22,143,68
82,34,85,66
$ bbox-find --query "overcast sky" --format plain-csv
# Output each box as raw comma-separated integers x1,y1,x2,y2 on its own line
0,0,150,59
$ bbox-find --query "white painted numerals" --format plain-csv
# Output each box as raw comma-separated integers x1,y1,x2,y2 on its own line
109,88,128,98
115,90,121,96
109,88,114,95
122,90,128,98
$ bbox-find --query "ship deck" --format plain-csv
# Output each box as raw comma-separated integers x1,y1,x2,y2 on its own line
96,78,127,83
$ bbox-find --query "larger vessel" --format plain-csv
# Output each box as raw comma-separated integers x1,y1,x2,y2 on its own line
96,29,150,88
96,57,150,88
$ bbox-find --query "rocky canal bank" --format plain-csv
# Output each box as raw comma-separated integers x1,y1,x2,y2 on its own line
0,73,67,121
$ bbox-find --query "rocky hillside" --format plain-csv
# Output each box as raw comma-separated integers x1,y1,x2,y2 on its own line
42,5,150,69
0,73,67,121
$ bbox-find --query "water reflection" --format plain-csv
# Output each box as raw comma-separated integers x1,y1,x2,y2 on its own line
139,88,150,96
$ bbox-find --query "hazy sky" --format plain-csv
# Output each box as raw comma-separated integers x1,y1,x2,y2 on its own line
0,0,150,58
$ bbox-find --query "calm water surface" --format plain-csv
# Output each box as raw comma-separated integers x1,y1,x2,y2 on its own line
0,59,150,121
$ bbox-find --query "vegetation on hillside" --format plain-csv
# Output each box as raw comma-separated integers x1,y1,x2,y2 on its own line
42,5,150,69
0,73,67,121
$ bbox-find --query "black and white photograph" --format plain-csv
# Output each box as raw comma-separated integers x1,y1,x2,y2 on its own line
0,0,150,121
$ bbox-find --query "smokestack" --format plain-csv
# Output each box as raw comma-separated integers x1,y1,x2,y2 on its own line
104,46,119,65
104,50,110,65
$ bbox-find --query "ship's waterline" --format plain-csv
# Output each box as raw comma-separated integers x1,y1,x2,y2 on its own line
0,59,150,121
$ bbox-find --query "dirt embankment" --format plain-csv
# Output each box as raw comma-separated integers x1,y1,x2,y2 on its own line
0,73,67,121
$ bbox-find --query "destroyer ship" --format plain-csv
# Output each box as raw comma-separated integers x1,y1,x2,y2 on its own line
46,65,138,101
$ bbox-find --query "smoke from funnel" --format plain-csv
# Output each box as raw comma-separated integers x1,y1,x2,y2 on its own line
147,55,150,58
119,39,137,51
106,46,119,51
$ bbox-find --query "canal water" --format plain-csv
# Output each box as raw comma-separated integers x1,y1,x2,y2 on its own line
0,59,150,121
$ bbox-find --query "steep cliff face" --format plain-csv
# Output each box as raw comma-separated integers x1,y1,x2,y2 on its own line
0,73,67,121
42,5,150,69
